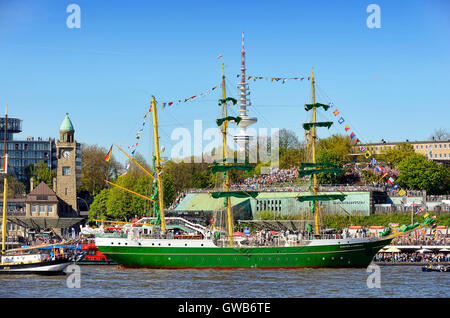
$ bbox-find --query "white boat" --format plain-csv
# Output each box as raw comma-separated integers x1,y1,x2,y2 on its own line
0,252,72,275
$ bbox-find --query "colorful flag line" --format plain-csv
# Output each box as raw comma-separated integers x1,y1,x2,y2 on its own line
160,85,219,109
236,75,311,83
328,102,412,199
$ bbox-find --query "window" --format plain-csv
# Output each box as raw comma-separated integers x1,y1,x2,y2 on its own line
39,205,45,213
31,205,36,213
48,205,53,213
62,166,71,176
65,188,68,195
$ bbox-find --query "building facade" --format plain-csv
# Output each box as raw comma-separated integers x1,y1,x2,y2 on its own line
0,117,55,181
0,113,83,241
353,140,450,166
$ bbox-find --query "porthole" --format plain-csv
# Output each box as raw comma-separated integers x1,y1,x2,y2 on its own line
340,257,343,260
185,244,188,247
125,243,127,245
201,244,204,246
111,242,113,245
322,257,325,260
168,244,171,246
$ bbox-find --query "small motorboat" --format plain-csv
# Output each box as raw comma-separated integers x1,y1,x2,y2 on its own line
422,265,450,272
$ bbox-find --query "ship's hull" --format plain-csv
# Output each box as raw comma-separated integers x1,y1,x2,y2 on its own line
96,236,392,269
0,259,71,275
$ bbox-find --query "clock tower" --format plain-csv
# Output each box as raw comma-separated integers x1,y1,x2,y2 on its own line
55,113,80,215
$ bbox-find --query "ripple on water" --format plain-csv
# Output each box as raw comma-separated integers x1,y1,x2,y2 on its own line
0,265,448,298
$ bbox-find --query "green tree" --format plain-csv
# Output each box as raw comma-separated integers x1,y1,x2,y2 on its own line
79,144,122,196
315,150,345,184
88,188,109,221
380,142,415,167
317,134,352,163
396,154,450,194
25,161,55,191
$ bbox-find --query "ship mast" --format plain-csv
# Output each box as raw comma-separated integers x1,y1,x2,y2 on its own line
221,64,233,247
310,70,320,235
2,104,8,255
150,96,166,232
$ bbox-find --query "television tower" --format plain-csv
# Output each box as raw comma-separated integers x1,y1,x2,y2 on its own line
233,32,257,151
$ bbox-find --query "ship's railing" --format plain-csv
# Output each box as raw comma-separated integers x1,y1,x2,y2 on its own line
137,217,207,236
95,233,128,239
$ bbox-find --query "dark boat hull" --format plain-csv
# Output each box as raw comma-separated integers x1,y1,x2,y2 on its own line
0,259,71,275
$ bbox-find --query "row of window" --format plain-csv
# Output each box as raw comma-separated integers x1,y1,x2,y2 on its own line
256,200,282,212
429,153,448,158
0,142,51,151
363,143,450,152
5,151,50,158
416,144,449,149
31,205,54,213
7,159,51,168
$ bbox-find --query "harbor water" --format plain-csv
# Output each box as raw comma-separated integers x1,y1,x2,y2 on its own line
0,264,448,298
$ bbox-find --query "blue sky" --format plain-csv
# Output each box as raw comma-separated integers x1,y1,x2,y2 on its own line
0,0,449,165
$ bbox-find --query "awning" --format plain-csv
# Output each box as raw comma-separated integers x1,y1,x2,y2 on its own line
6,216,84,230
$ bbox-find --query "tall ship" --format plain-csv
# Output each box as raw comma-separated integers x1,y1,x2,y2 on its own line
95,36,435,269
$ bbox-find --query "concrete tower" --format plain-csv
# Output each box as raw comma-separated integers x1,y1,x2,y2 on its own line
233,32,257,151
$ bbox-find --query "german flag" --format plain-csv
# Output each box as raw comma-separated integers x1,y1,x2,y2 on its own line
104,145,113,162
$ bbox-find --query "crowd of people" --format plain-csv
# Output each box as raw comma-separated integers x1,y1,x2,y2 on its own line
374,252,450,263
392,235,450,246
230,167,299,191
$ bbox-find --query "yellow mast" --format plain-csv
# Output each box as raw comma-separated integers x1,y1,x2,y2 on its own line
221,64,233,247
311,69,320,235
150,96,166,232
2,104,8,255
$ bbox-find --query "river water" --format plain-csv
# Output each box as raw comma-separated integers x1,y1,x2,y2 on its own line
0,264,448,299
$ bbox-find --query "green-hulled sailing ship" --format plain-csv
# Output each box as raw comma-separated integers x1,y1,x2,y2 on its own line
95,46,436,269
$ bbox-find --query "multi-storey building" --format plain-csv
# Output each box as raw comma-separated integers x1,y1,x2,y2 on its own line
0,114,82,183
354,139,450,166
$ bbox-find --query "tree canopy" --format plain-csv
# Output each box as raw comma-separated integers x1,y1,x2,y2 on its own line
396,154,450,195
